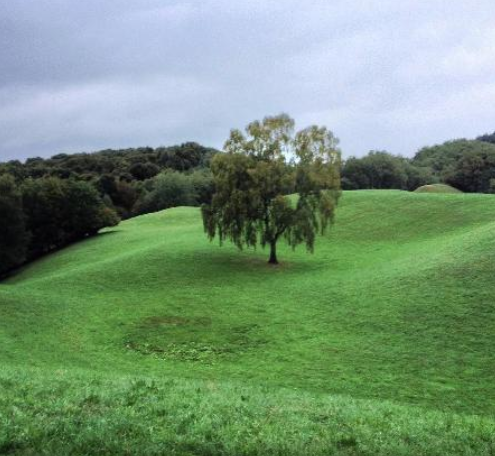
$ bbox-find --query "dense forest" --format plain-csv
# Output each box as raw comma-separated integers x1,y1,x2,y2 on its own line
0,142,217,218
342,132,495,193
1,131,495,276
0,142,218,276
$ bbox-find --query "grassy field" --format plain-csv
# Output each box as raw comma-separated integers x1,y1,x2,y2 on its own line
1,190,494,454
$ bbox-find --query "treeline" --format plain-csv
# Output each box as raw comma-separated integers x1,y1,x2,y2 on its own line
342,151,433,191
0,175,119,276
342,132,495,193
2,131,495,276
0,142,217,218
0,142,218,276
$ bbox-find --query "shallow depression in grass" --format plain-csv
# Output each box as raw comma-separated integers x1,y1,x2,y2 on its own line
125,315,266,362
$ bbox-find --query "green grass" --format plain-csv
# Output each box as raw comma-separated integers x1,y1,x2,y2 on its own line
1,190,495,454
1,367,494,456
414,183,462,193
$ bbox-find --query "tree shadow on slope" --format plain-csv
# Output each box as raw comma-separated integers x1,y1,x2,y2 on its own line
2,231,122,284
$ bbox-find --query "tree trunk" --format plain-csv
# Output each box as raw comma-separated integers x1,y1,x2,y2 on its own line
268,241,278,265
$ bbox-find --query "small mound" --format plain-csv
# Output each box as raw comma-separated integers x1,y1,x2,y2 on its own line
414,184,462,194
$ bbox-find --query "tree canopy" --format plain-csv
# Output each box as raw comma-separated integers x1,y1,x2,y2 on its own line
412,139,495,193
22,178,120,258
0,142,217,276
0,176,28,276
341,151,434,191
477,131,495,145
202,114,341,264
0,176,119,277
0,142,218,219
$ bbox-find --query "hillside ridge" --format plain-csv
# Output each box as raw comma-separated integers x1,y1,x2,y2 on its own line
1,190,495,416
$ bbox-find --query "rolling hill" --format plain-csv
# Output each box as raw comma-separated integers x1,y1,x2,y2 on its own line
1,190,494,455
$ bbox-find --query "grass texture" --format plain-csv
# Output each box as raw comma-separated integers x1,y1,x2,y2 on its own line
1,190,494,454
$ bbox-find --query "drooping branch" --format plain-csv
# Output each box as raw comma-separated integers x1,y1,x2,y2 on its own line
201,114,341,264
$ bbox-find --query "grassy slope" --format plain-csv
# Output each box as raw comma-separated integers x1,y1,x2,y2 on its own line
1,190,495,453
1,367,494,456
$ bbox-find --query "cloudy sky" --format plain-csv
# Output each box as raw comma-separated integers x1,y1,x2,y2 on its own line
1,0,495,161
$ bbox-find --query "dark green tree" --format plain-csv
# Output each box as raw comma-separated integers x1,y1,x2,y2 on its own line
129,162,160,180
22,177,67,256
412,139,475,178
446,147,495,193
0,175,29,276
413,139,495,192
134,171,197,214
202,114,341,265
61,180,120,241
477,131,495,145
342,151,411,190
189,170,214,205
22,177,119,257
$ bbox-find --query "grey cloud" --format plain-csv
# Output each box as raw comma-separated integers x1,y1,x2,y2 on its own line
1,0,495,160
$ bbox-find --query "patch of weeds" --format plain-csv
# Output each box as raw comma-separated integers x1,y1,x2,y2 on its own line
337,435,358,449
125,316,266,362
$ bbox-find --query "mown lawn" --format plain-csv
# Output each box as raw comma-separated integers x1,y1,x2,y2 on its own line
1,368,494,456
1,190,494,454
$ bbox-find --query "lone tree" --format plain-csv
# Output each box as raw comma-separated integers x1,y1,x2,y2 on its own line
201,114,341,264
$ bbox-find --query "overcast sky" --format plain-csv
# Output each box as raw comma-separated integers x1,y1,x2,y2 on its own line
1,0,495,161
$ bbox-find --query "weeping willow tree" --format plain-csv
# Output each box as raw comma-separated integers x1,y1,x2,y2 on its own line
201,114,341,264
